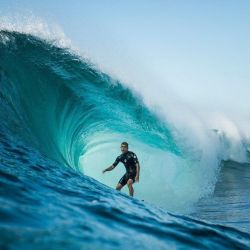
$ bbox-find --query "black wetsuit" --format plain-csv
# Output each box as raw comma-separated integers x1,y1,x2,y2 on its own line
113,151,139,186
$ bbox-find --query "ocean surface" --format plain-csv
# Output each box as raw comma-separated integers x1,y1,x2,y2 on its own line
0,30,249,249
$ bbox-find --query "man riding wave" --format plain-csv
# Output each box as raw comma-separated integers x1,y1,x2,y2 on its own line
102,142,140,197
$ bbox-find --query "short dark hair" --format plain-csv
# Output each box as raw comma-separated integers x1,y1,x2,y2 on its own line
121,142,128,148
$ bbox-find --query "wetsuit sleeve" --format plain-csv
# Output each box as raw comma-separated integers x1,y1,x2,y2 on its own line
133,153,139,164
112,156,120,167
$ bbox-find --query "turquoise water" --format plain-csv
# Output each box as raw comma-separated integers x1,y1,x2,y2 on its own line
0,30,249,249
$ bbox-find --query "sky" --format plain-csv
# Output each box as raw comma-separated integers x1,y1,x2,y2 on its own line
0,0,250,115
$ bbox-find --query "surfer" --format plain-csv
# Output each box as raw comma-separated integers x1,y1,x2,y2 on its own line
102,142,140,197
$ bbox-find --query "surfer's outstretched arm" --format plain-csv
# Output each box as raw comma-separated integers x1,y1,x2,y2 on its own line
103,156,120,173
102,165,115,173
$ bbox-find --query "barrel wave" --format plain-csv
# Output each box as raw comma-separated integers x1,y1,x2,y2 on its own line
0,30,180,165
0,30,249,249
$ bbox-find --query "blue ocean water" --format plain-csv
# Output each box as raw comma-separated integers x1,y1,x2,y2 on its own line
0,30,249,249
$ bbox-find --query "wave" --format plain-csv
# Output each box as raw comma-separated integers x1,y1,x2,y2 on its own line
0,30,249,212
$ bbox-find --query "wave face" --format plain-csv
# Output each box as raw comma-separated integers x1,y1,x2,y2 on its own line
0,30,250,249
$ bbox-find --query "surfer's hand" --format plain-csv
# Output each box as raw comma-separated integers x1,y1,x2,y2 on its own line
102,169,106,174
135,176,139,182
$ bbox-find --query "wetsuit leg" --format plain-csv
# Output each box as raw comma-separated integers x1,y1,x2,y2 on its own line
128,171,136,183
118,173,129,186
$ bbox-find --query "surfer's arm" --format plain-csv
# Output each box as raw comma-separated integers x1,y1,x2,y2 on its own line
102,165,116,173
102,156,120,173
133,153,140,181
135,162,140,181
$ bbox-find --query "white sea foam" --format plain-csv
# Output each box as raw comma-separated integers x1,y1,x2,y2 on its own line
0,13,72,48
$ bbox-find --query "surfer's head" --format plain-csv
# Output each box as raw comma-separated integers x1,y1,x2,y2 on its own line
120,142,128,153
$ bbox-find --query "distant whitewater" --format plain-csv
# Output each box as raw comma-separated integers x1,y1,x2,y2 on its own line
0,30,249,249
